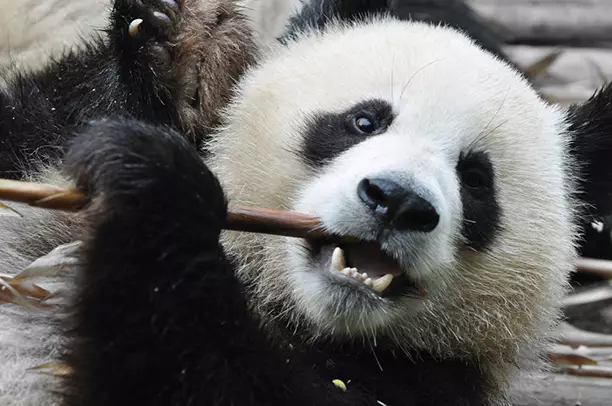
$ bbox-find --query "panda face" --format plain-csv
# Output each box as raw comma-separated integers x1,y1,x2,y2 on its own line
289,95,502,334
209,18,574,352
292,95,499,308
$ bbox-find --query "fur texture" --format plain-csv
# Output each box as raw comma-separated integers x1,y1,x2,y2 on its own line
208,17,578,400
3,0,612,405
0,0,256,177
0,0,255,403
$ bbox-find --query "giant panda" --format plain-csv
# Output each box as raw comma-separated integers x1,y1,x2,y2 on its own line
3,1,612,406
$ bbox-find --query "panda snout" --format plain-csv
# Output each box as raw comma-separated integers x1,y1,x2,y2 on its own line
357,177,440,233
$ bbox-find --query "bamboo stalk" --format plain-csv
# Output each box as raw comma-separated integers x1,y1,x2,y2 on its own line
0,179,86,210
576,257,612,279
0,179,356,243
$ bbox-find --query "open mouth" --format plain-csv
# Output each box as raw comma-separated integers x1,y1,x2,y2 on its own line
311,241,426,299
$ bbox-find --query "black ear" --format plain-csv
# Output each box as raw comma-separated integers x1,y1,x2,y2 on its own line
567,82,612,216
389,0,507,61
279,0,509,63
279,0,389,42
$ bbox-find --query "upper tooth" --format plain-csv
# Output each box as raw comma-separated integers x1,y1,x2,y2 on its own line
372,274,393,293
331,247,346,271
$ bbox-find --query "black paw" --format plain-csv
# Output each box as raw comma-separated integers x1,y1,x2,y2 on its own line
63,118,227,236
112,0,184,68
127,0,181,41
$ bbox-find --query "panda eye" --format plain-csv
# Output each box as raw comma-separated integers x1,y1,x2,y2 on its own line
352,116,377,134
461,168,487,189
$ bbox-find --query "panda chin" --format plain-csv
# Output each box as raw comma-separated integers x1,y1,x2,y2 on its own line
312,241,426,299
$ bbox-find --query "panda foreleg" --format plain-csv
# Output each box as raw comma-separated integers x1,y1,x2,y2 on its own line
0,0,192,176
58,118,322,406
106,0,198,125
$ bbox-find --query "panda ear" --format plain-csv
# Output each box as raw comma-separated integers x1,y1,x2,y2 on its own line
278,0,508,62
279,0,389,42
388,0,508,60
567,83,612,215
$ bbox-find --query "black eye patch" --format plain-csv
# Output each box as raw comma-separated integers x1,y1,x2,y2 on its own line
302,99,394,168
456,151,501,250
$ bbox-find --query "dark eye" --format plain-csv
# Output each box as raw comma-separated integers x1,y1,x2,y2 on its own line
461,167,487,189
353,116,376,134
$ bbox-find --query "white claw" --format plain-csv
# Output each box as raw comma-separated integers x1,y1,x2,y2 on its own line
128,18,144,38
331,247,346,271
372,274,393,293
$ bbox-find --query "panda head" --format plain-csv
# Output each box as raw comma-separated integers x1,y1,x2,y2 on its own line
206,8,612,382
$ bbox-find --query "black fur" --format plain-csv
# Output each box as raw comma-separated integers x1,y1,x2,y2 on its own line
61,117,489,406
457,151,501,251
568,84,612,216
302,99,394,168
0,0,187,178
567,83,612,272
280,0,388,42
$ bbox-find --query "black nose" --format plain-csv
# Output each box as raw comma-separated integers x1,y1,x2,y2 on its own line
357,178,439,232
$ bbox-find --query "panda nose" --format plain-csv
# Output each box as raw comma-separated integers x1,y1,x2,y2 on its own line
357,178,439,232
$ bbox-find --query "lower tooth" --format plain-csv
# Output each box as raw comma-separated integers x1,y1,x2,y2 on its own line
372,274,394,293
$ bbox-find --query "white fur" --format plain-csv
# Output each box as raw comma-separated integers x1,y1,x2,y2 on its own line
208,18,577,402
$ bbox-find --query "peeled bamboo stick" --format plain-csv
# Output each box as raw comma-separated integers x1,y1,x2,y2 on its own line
575,257,612,279
0,179,353,243
0,179,86,211
5,178,612,263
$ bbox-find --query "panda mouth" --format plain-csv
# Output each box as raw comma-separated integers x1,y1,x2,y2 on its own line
313,242,426,299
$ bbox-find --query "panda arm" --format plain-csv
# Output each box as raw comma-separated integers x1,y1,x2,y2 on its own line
0,0,196,178
59,119,335,406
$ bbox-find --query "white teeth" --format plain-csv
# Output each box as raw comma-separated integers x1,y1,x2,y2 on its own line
331,247,346,271
329,250,394,295
372,274,394,293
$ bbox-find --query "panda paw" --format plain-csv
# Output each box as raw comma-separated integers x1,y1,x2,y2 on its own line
63,118,227,241
112,0,184,70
